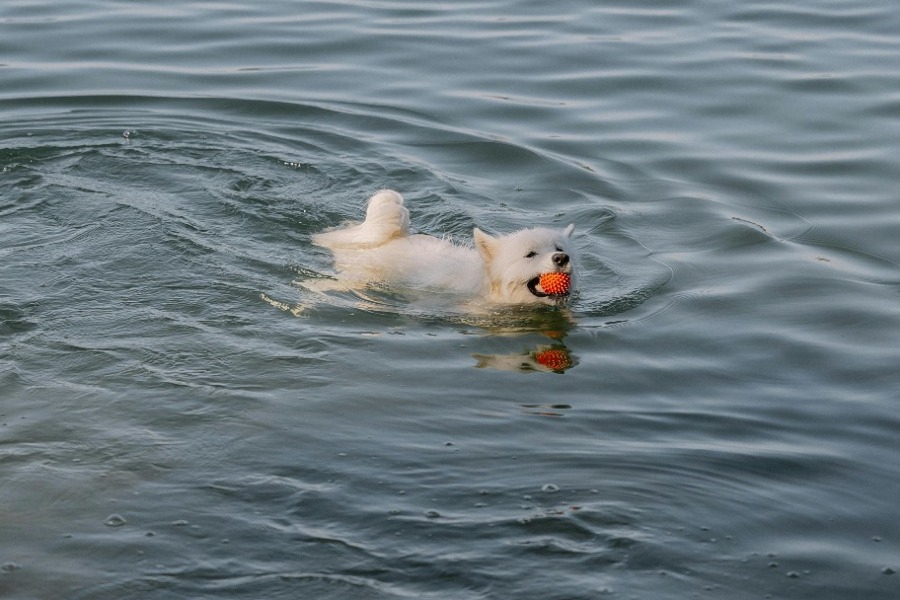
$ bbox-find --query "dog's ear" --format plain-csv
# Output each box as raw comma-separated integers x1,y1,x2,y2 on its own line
473,228,497,262
564,224,575,238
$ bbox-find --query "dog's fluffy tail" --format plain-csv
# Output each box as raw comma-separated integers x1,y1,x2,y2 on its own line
313,189,410,249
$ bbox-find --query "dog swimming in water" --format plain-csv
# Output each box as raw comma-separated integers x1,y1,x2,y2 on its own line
312,190,576,306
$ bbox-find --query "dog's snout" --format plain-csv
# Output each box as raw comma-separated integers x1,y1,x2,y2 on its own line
552,252,569,267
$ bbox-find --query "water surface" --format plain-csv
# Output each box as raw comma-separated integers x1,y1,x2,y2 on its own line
2,1,899,599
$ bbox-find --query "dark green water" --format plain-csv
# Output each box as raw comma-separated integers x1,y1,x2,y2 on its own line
2,1,899,598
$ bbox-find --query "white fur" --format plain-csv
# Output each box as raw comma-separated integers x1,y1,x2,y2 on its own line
312,190,576,306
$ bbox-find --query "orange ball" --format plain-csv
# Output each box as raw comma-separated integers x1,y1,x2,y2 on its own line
539,272,570,295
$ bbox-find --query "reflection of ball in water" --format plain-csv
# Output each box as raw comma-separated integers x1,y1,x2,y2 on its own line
534,348,572,371
539,272,570,295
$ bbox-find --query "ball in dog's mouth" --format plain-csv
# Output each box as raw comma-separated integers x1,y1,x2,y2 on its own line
527,272,571,298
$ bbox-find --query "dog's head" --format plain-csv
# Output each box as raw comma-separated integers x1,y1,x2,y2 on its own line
474,224,576,305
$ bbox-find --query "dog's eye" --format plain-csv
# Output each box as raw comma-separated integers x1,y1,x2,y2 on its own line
555,246,563,252
525,251,537,258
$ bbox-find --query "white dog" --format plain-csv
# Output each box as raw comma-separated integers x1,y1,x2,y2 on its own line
312,190,576,306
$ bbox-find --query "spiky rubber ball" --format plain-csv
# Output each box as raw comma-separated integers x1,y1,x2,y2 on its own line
539,272,570,295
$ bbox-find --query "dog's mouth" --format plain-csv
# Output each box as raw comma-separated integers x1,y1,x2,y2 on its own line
527,276,570,300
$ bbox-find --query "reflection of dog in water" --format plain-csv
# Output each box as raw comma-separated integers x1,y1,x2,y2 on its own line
474,343,577,374
312,190,576,307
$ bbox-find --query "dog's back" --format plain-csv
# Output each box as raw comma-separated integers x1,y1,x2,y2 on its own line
313,190,409,249
313,191,485,295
